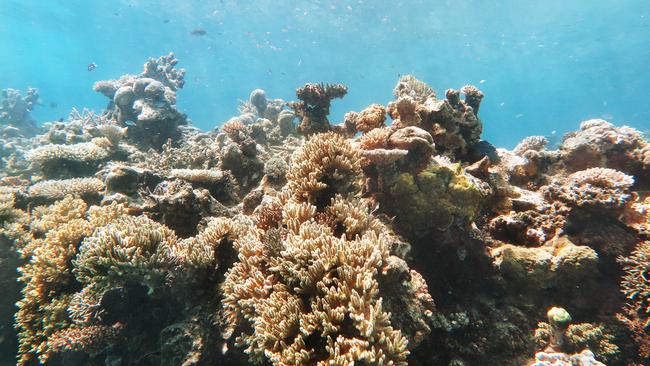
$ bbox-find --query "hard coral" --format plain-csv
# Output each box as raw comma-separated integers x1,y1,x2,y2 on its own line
544,168,636,212
618,240,650,359
345,104,387,134
560,119,649,187
380,163,483,239
286,132,362,209
386,75,484,158
289,83,348,135
221,200,431,365
74,215,177,292
93,53,188,149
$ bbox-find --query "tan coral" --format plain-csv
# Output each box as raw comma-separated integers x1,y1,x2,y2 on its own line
286,132,362,208
348,104,387,133
73,215,178,292
28,177,104,201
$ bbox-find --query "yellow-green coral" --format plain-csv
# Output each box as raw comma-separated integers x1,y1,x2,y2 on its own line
384,164,483,238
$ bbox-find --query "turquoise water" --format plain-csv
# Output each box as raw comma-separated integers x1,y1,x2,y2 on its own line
1,0,649,147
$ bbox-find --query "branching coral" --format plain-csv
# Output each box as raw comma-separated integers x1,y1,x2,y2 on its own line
73,215,177,293
220,137,434,365
618,240,650,359
289,83,348,135
221,202,424,365
286,132,362,209
15,198,94,364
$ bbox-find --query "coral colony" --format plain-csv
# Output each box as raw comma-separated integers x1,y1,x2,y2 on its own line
0,53,649,365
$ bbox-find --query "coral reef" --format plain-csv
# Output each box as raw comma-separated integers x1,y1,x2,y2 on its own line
0,87,40,136
618,240,650,359
93,52,188,149
289,83,348,135
0,57,648,366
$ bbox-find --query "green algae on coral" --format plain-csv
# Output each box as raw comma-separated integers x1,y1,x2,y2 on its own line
385,164,483,238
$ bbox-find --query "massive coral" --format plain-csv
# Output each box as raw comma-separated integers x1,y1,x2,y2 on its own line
93,52,188,149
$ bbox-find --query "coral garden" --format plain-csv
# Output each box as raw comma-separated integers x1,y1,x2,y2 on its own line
1,54,649,366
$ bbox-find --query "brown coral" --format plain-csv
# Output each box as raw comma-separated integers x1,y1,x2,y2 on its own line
346,104,387,133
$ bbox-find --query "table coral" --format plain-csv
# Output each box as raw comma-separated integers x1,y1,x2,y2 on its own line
27,141,114,178
27,177,104,203
289,83,348,135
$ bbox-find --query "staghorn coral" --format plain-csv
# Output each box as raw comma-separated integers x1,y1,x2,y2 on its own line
221,201,429,365
220,136,434,365
289,83,348,135
15,198,94,364
28,177,104,202
286,132,362,209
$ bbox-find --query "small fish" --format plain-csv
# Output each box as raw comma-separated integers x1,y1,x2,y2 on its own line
87,62,97,71
49,101,57,108
190,27,207,36
163,19,170,23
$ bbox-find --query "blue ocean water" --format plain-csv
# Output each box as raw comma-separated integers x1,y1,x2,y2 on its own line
1,0,648,148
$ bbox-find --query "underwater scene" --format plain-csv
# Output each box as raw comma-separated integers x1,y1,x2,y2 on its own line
1,0,649,365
